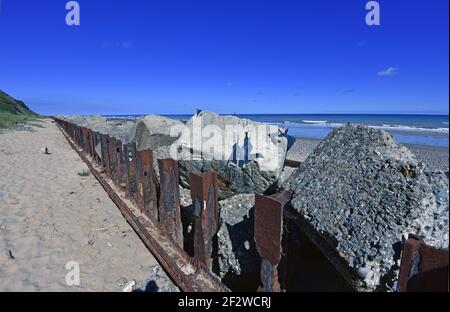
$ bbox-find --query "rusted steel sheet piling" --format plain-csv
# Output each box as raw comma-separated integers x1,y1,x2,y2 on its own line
87,129,94,158
254,191,293,292
82,127,90,154
123,142,138,198
190,171,219,271
114,139,126,188
53,118,230,292
90,130,96,158
135,150,158,221
398,234,449,292
134,150,146,211
107,137,119,182
158,159,183,248
100,134,110,174
91,131,100,164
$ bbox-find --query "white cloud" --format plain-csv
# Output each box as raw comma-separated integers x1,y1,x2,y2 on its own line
377,67,399,76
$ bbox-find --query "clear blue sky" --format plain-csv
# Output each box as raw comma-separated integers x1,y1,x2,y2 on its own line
0,0,448,115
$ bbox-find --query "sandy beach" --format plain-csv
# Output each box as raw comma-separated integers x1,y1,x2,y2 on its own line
0,119,177,292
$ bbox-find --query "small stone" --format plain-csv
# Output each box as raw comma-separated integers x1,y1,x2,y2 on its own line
117,277,128,287
122,281,135,292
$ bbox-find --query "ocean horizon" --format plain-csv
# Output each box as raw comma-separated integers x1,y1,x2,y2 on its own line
105,113,449,148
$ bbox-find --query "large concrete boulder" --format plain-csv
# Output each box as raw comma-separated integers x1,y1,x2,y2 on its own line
134,115,185,178
284,125,448,291
177,111,288,199
134,115,185,156
132,111,288,199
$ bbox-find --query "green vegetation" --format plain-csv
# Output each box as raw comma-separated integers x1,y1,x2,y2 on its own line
0,112,40,129
0,89,39,129
77,170,91,177
0,90,36,115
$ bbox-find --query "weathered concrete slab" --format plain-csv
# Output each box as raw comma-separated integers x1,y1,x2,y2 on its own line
284,125,449,291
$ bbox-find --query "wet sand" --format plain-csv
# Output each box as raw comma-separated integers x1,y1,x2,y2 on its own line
0,119,177,292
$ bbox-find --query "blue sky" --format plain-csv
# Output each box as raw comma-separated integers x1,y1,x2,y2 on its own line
0,0,448,115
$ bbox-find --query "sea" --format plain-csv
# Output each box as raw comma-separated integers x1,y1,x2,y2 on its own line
106,114,449,148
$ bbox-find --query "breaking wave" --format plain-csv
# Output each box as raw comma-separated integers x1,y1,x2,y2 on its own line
283,120,449,134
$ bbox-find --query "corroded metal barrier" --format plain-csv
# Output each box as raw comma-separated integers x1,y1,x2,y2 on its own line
254,191,293,292
398,234,449,292
53,118,229,292
190,171,219,271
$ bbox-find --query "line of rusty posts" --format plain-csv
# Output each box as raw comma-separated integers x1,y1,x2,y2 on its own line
53,120,233,276
55,118,293,291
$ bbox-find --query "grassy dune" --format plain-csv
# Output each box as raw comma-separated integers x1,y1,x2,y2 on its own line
0,112,40,129
0,90,39,129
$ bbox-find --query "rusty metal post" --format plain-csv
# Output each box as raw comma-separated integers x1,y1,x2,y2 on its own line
80,127,85,150
81,127,87,152
99,134,111,175
158,159,183,248
398,234,449,292
121,143,130,191
115,140,126,189
94,132,102,164
88,129,95,158
190,171,219,270
135,149,146,211
107,137,118,182
67,122,72,139
254,190,293,292
133,150,158,221
142,151,158,219
71,124,76,144
105,136,115,178
123,142,137,198
76,126,82,147
73,125,79,146
84,128,90,153
76,126,79,145
75,126,79,144
71,124,75,143
85,128,91,156
78,126,83,148
92,131,98,160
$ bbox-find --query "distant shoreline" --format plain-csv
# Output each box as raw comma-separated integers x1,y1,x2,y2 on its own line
387,129,449,137
105,116,448,150
287,136,449,173
291,135,449,150
104,113,449,141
